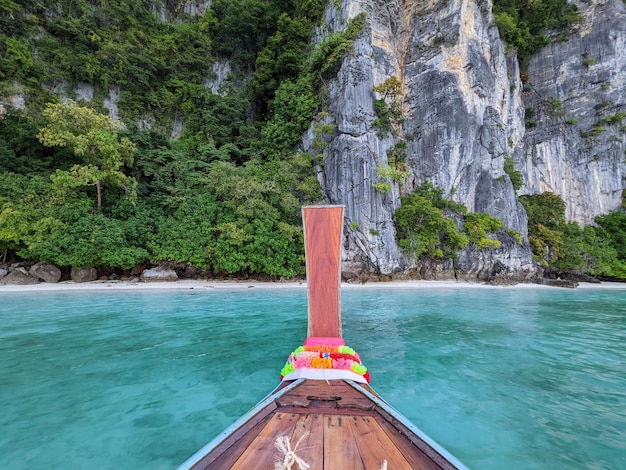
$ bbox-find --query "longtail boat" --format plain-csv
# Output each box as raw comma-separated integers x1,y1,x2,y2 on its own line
179,206,468,470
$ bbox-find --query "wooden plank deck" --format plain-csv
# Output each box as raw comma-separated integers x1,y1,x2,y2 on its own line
198,380,454,470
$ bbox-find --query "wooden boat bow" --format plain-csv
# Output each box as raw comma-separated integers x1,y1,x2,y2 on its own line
179,206,468,470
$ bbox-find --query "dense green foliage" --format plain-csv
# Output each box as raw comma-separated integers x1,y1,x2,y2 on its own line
493,0,582,61
0,0,365,273
22,199,150,269
519,193,626,277
394,182,504,259
464,213,504,250
2,1,625,280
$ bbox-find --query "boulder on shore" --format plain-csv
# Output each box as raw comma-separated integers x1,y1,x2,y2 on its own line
140,266,178,282
0,269,39,285
71,267,98,283
29,263,62,283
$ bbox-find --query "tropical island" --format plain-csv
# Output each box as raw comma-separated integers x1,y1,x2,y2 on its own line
1,0,626,287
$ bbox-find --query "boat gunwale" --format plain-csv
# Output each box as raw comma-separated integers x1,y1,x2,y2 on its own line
179,377,469,470
347,381,470,470
177,379,305,470
178,205,468,470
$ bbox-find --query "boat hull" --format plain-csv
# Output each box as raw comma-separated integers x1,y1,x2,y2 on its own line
179,378,467,470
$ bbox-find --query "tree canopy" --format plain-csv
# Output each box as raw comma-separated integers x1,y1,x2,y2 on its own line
0,0,356,273
2,1,625,280
493,0,582,61
394,182,504,259
519,192,626,276
38,101,137,211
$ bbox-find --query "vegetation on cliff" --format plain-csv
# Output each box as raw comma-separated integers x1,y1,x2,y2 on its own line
520,192,626,277
394,182,505,260
1,0,625,280
0,0,369,276
493,0,583,61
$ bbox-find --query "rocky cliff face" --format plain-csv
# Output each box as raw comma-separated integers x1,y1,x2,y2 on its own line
5,0,624,281
519,0,626,225
313,0,536,280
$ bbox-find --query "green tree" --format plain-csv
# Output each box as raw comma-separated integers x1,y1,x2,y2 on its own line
464,212,504,249
595,211,626,262
372,76,404,137
0,0,18,13
493,0,582,60
394,183,469,259
252,13,314,113
0,204,30,262
0,111,80,174
394,182,508,259
37,101,137,211
306,13,366,83
204,160,305,276
551,222,626,277
149,192,221,268
519,192,567,263
209,0,283,69
503,156,523,191
520,194,626,277
0,173,60,262
21,198,149,269
260,76,319,158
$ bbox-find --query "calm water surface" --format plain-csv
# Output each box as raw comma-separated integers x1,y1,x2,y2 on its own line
1,286,625,469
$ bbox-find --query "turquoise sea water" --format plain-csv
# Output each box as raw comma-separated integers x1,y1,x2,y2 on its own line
1,286,625,469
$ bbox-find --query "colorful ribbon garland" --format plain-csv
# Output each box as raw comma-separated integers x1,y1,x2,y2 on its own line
280,344,370,383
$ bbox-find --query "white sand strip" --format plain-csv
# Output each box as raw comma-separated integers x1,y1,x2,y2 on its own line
1,279,624,293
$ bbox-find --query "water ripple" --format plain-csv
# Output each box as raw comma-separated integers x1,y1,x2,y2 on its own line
1,287,625,469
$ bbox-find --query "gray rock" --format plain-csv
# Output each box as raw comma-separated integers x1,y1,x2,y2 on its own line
71,267,98,283
0,268,7,278
140,267,178,282
315,0,535,280
307,0,626,281
8,0,622,284
29,263,61,283
520,0,626,224
0,270,39,285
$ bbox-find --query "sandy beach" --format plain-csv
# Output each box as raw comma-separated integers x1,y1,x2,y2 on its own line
1,279,625,292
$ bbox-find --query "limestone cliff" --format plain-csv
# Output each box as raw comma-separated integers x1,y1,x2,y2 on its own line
310,0,536,280
519,0,626,225
5,0,625,281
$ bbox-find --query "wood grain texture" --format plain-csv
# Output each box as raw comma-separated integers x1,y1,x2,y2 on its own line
302,206,344,338
376,417,443,470
323,414,365,469
191,403,276,470
292,414,324,470
230,413,300,469
351,415,414,469
189,379,458,470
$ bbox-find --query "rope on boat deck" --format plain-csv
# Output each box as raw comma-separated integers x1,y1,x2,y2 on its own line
274,433,388,470
274,433,310,470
